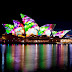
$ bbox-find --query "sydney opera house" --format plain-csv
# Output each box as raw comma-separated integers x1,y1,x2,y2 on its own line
1,13,72,43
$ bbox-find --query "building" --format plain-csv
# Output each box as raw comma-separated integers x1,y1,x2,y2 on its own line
2,13,71,39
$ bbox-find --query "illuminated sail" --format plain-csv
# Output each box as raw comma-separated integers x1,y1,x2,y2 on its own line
26,28,38,37
20,13,35,25
3,13,70,38
54,30,71,38
38,24,56,36
20,13,39,32
3,24,14,34
52,31,58,37
43,29,51,37
13,20,24,27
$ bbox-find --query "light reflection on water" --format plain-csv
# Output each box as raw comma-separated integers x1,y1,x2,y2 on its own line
2,44,6,72
70,44,72,67
46,44,52,69
0,44,72,72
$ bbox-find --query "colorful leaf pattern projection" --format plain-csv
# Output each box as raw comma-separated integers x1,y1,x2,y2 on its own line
54,30,70,38
3,24,14,34
2,13,70,38
38,24,56,36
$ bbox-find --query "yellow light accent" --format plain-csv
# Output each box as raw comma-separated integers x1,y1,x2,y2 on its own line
2,37,5,39
2,34,5,35
18,35,22,37
21,36,25,38
12,33,14,35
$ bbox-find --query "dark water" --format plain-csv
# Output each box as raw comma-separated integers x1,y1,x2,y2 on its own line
0,44,72,72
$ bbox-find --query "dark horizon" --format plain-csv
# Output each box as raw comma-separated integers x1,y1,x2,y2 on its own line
0,7,72,35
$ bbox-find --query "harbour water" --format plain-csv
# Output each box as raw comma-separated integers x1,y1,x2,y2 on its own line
0,44,72,72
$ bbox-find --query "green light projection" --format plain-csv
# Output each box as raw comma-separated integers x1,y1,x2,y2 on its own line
24,22,35,32
20,13,26,19
52,31,58,35
3,24,14,34
38,26,49,35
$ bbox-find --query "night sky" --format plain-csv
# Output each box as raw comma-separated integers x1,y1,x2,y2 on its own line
0,5,72,36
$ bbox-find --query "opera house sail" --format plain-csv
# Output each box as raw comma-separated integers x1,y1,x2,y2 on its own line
2,13,70,39
3,24,14,34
